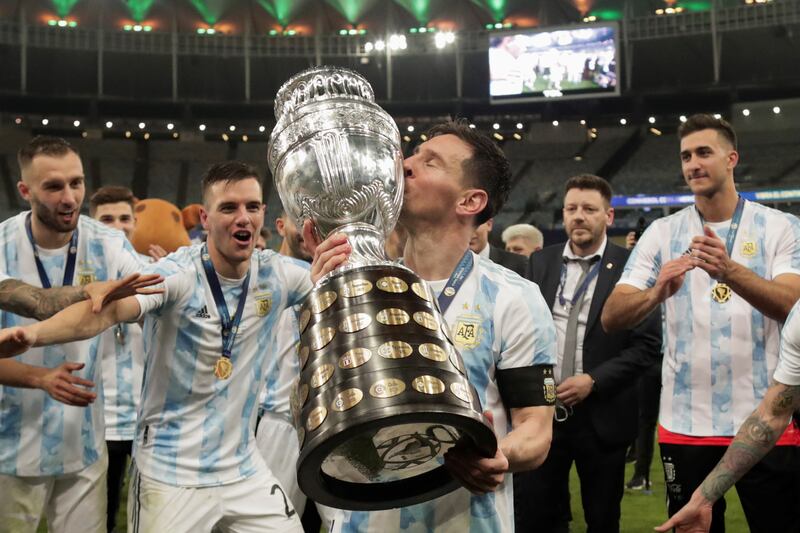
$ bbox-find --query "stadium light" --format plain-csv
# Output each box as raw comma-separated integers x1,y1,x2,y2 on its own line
105,121,113,128
259,125,266,133
172,132,179,139
679,115,687,123
619,118,627,125
742,109,751,117
402,135,411,142
552,120,559,126
516,123,523,130
773,106,781,114
713,113,722,119
222,133,229,141
167,123,174,130
229,125,236,132
138,122,146,129
407,125,415,132
580,119,586,125
125,131,131,138
143,133,150,140
493,132,504,141
513,133,522,141
388,34,407,51
42,118,49,125
14,117,22,125
469,124,476,129
199,124,206,131
492,123,500,130
242,135,249,142
374,40,386,51
73,120,80,127
364,42,374,52
420,134,428,141
648,116,656,124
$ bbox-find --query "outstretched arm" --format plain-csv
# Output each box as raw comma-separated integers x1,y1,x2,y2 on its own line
655,381,800,533
0,273,162,321
0,359,97,406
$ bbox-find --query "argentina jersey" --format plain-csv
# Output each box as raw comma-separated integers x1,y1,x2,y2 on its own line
333,252,556,533
133,244,312,487
99,322,144,441
619,201,800,437
775,300,800,386
0,212,145,476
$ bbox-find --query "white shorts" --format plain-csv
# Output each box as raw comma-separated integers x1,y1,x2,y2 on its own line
127,462,304,533
0,451,108,533
255,413,306,516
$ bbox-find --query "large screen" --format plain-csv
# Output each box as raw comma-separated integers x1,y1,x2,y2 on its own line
489,24,620,104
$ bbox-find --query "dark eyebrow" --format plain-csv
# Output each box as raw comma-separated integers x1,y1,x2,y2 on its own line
414,146,445,166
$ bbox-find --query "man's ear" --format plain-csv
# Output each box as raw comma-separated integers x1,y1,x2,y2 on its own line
17,180,31,202
456,189,489,219
200,207,209,231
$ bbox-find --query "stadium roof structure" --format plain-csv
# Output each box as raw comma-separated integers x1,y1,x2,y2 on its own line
0,0,798,123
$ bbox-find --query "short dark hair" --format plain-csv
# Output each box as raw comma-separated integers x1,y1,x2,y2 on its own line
200,161,261,203
678,114,737,150
18,136,80,169
89,186,136,216
564,174,613,205
427,120,511,226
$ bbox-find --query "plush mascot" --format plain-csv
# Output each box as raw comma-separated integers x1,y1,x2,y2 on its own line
130,198,191,256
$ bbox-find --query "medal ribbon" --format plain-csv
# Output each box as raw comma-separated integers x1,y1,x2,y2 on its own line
557,257,601,308
437,250,474,314
25,212,79,289
696,195,745,258
201,244,251,361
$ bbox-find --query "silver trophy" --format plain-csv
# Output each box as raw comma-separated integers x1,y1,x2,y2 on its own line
268,67,496,511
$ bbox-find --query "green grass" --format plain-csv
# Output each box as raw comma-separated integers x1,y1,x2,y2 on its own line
37,455,747,533
567,459,747,533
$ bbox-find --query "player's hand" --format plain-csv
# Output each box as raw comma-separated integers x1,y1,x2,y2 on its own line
556,374,594,406
444,411,508,494
654,256,695,302
0,327,36,359
690,227,734,282
654,489,713,532
625,231,637,251
84,273,164,313
148,244,168,262
38,362,97,407
304,220,352,284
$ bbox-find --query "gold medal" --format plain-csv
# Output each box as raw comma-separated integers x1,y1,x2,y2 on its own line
214,357,233,380
711,282,732,304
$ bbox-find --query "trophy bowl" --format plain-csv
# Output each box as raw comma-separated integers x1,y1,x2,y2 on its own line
268,67,497,511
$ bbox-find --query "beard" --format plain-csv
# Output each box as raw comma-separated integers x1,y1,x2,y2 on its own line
33,201,79,234
288,234,311,261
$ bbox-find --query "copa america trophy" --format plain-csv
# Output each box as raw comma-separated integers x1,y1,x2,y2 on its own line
267,67,497,511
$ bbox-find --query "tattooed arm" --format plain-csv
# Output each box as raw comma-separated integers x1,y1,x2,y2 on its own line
0,279,88,321
0,274,162,321
655,381,800,533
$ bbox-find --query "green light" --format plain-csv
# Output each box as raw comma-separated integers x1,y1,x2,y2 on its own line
394,0,430,25
143,25,152,31
485,23,493,29
348,28,357,35
123,1,156,23
197,28,206,34
257,0,304,27
589,10,623,21
269,29,278,35
50,0,80,18
286,29,296,35
359,29,366,35
679,1,711,11
326,0,378,24
470,0,507,23
68,20,77,27
339,29,348,35
188,0,220,25
409,27,417,33
48,19,57,26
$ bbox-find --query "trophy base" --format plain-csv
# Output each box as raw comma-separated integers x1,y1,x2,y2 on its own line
293,265,498,511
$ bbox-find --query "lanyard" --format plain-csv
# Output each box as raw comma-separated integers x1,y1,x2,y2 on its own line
437,250,474,315
557,257,601,308
200,244,251,360
25,212,79,289
696,195,745,257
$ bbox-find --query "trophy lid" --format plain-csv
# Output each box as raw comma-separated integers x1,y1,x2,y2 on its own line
273,67,375,123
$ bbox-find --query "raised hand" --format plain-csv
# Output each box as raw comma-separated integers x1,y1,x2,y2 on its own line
84,273,164,313
38,362,97,407
689,226,733,281
654,256,695,302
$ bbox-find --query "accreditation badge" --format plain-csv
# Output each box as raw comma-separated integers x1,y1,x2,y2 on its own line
253,290,272,317
453,314,482,350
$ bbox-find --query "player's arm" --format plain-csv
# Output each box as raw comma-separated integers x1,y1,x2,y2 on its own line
0,359,97,406
655,380,800,532
26,296,143,348
502,404,554,471
0,274,162,321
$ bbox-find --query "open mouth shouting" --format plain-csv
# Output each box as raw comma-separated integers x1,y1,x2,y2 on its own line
232,229,253,248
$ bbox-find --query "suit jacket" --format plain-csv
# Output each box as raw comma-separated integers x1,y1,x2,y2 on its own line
526,241,661,446
489,245,527,277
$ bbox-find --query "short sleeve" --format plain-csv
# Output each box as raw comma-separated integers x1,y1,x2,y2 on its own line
775,302,800,386
278,256,313,307
618,223,663,291
134,272,184,320
496,282,556,370
770,213,800,280
115,238,150,278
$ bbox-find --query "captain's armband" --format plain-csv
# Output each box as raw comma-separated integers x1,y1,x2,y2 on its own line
496,365,556,408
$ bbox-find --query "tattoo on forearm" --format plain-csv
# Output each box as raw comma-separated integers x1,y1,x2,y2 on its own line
772,385,800,412
699,412,780,503
0,279,87,321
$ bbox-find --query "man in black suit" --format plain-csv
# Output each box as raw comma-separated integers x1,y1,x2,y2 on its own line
469,218,527,276
514,174,661,533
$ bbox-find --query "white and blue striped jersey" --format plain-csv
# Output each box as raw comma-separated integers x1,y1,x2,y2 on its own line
332,252,557,533
0,212,145,476
258,306,302,422
775,300,800,386
619,201,800,437
133,244,312,487
100,323,144,441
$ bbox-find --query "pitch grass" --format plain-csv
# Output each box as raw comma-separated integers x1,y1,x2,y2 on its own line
38,456,748,532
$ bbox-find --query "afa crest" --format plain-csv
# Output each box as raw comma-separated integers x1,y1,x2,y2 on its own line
76,269,96,286
741,241,757,257
453,314,482,349
543,377,556,404
254,291,272,317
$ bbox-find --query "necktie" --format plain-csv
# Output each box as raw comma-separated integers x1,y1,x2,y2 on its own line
560,258,593,382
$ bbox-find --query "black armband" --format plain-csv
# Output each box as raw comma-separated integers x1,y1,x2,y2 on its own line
496,365,556,408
